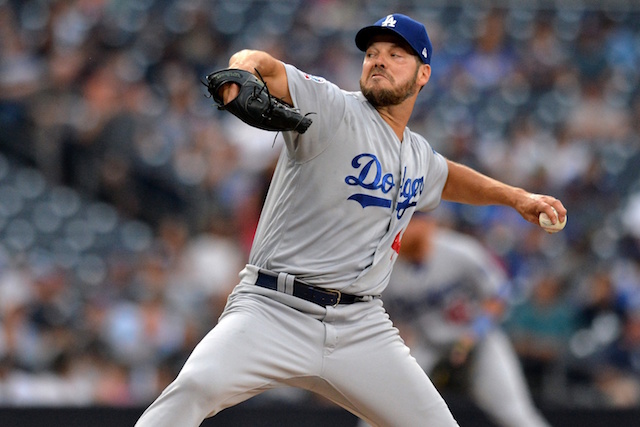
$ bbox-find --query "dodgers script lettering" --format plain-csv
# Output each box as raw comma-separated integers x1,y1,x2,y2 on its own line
345,153,425,219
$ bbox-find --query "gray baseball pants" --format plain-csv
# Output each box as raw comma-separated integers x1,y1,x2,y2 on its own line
135,268,459,427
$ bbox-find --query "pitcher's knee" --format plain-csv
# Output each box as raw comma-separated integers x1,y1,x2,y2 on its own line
170,369,220,403
136,369,223,426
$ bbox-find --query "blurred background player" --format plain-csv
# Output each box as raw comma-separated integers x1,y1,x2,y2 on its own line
360,214,551,427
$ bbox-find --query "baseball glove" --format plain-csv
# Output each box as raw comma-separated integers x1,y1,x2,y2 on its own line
204,68,313,134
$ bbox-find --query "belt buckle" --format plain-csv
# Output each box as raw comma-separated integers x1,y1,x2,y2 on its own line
329,289,341,307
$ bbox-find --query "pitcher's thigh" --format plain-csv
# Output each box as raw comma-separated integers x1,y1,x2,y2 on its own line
323,334,459,427
173,300,324,412
135,308,283,427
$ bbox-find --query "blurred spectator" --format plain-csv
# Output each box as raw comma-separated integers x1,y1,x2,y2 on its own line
589,308,640,407
574,269,627,332
565,77,632,144
170,214,245,325
519,13,568,93
505,273,578,400
460,10,515,91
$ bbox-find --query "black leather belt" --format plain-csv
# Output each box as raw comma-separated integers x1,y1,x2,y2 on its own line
255,270,361,306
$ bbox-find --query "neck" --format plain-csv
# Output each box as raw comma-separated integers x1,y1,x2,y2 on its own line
376,104,412,141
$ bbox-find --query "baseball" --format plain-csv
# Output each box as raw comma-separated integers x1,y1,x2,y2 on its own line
539,207,566,233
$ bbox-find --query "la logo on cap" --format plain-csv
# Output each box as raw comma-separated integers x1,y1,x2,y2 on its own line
355,13,432,64
381,15,396,28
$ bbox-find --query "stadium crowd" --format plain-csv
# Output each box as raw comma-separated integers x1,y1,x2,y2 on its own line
1,0,640,410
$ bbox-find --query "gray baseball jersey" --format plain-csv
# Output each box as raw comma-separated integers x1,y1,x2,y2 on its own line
244,64,448,296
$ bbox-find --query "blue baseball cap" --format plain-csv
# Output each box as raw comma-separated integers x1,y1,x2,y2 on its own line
355,14,432,65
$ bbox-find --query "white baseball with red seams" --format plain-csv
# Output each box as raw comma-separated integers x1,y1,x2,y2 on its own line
539,207,566,233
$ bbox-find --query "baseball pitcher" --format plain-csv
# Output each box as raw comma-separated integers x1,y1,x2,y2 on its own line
135,13,567,427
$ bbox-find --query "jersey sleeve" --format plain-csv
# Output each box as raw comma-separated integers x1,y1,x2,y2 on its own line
282,63,346,162
415,144,449,212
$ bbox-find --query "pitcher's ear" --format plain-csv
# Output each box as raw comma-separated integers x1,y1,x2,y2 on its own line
418,63,431,87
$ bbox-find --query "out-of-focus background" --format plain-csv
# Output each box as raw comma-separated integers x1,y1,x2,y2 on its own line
1,0,640,425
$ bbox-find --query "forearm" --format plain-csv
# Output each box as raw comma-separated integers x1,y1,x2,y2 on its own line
229,50,280,76
442,160,526,206
442,159,567,225
228,50,290,104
